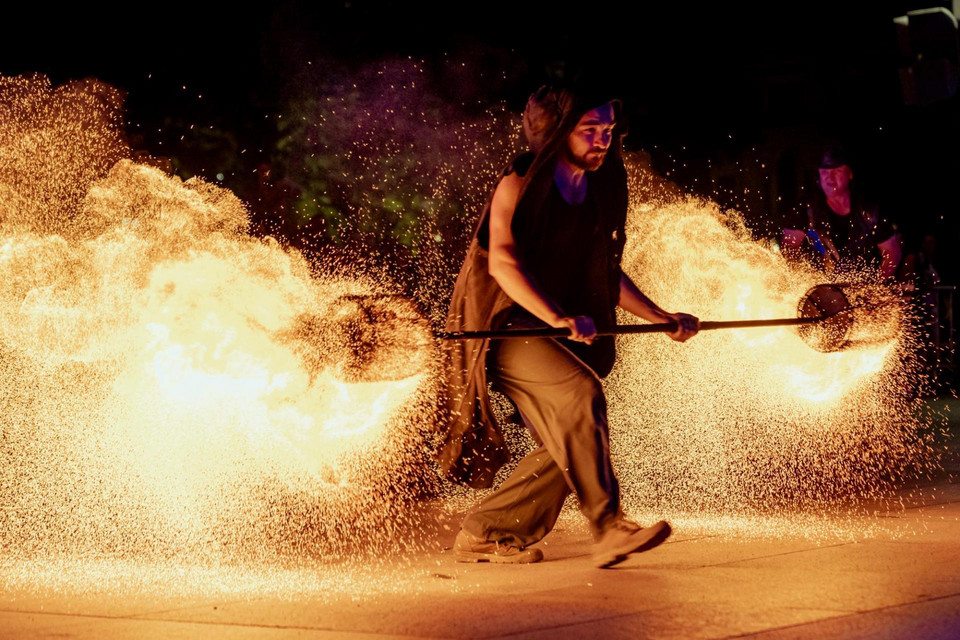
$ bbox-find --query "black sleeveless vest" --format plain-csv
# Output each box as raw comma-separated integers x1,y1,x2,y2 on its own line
439,150,627,487
505,171,619,376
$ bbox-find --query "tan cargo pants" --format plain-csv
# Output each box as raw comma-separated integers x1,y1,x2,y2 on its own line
460,334,622,548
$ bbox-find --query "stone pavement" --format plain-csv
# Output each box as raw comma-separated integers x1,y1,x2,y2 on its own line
2,476,958,640
3,397,959,640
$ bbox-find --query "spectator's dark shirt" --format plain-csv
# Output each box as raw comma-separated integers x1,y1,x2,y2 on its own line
807,188,895,268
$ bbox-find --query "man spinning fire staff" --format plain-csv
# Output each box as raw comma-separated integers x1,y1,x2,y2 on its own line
438,85,700,567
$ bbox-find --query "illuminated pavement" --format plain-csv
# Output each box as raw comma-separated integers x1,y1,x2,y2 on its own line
1,480,956,640
3,411,958,640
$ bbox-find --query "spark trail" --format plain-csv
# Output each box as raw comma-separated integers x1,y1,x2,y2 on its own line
606,165,938,533
0,75,440,577
0,69,942,600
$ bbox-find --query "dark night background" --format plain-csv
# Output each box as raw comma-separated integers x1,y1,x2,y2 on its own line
3,1,958,380
4,3,957,229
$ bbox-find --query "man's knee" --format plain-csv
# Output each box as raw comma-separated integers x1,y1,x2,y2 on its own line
563,371,607,428
571,369,605,403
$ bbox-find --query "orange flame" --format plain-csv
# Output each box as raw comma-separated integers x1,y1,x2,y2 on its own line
0,77,436,563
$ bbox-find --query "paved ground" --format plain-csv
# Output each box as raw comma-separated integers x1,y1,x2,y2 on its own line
3,478,957,639
3,402,958,639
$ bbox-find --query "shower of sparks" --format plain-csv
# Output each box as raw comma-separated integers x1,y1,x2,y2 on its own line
606,164,940,533
0,67,944,602
0,74,441,596
278,58,524,326
464,160,940,541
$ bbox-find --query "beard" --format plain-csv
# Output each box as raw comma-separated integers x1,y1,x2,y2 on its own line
566,147,607,171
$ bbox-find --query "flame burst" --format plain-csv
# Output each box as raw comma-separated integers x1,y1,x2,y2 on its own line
0,75,439,575
606,167,937,531
465,159,936,540
0,69,941,602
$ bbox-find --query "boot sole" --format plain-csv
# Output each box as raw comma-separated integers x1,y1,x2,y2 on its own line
595,521,672,569
455,549,543,564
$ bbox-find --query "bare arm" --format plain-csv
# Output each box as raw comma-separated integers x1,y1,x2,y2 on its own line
619,272,699,341
877,234,902,280
781,228,806,254
617,272,671,323
487,172,596,342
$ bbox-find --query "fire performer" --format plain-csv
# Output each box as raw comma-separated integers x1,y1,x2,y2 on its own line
439,85,700,567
